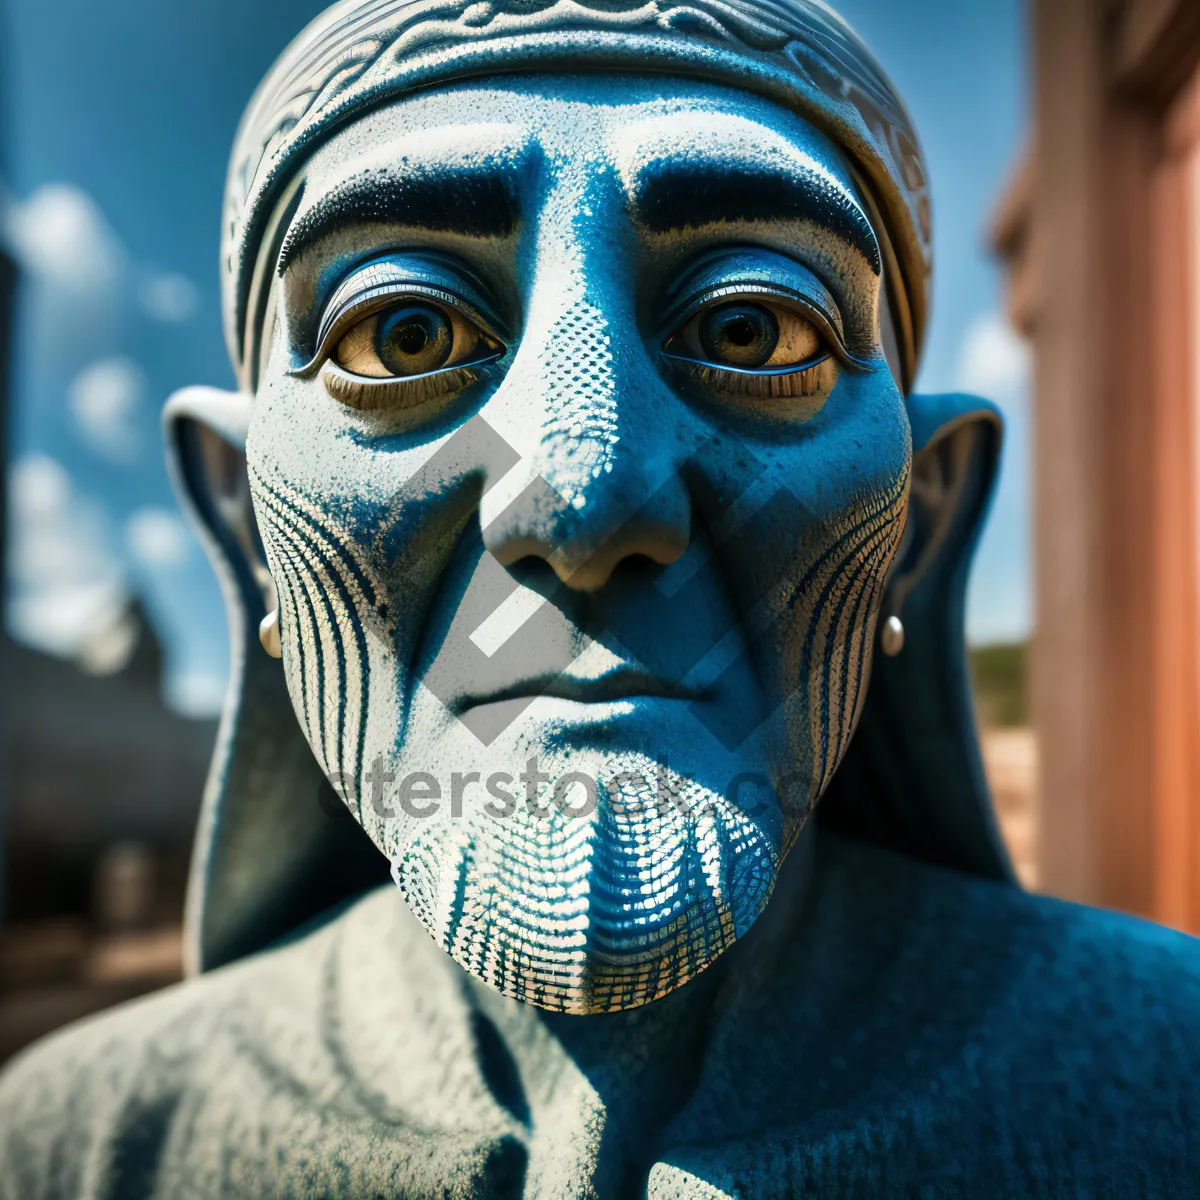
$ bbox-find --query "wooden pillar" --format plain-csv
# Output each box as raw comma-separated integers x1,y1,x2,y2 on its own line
1030,0,1115,906
1024,0,1200,923
1149,72,1200,928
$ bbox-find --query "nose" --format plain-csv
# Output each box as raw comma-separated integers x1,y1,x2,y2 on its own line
480,299,691,593
483,464,690,592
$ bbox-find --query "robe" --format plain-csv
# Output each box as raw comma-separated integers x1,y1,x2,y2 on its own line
2,831,1198,1197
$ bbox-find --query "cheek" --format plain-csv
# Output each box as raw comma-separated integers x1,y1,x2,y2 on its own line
246,378,501,816
710,374,910,819
246,385,399,815
775,453,909,815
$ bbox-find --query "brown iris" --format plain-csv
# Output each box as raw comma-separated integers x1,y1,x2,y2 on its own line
334,301,475,379
375,304,454,375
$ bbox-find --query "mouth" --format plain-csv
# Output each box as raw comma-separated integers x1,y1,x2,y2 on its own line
454,666,703,713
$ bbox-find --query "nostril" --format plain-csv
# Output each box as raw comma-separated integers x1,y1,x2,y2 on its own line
609,552,678,585
505,554,560,596
549,540,682,593
481,440,691,592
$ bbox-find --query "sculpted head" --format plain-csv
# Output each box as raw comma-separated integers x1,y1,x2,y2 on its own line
170,0,1005,1014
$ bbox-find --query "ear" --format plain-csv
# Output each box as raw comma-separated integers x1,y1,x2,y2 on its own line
163,386,389,976
818,391,1014,882
885,393,1005,627
163,386,268,627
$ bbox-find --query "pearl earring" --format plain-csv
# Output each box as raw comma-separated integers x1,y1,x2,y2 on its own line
880,614,905,657
259,609,282,659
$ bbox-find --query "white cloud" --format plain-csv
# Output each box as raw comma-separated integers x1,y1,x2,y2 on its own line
955,312,1030,400
167,672,227,719
4,184,198,339
126,507,190,569
68,357,146,463
956,312,1034,646
11,453,71,516
3,183,125,294
7,455,131,658
137,271,199,323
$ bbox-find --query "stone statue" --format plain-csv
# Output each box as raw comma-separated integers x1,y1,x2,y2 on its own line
3,1,1199,1195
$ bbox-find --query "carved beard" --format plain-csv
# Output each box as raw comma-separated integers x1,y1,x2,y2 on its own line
386,746,778,1013
249,459,905,1014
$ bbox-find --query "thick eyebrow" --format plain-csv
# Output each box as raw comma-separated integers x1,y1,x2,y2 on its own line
278,163,520,274
628,158,881,274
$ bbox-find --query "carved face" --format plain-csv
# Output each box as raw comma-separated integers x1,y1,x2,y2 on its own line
248,75,910,1013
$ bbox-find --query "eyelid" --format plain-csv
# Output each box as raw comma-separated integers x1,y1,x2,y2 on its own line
663,283,854,368
291,257,504,379
658,245,880,368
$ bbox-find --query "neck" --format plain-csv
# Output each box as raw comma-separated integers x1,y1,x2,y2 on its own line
466,822,818,1195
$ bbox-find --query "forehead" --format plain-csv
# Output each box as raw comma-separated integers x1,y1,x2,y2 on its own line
292,74,867,233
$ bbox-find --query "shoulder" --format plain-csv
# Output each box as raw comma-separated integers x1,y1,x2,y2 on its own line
0,886,405,1200
820,829,1200,970
663,837,1200,1195
797,836,1200,1189
817,833,1200,1061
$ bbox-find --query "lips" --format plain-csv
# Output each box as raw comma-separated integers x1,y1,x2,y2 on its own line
453,665,703,713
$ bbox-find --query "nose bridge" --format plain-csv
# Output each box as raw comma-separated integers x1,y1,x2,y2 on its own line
535,287,620,511
480,170,689,590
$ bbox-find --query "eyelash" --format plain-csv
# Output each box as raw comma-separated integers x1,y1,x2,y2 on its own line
307,269,847,417
322,362,492,412
314,283,488,359
672,358,830,399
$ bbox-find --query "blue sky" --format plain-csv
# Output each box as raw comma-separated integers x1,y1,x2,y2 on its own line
0,0,1029,715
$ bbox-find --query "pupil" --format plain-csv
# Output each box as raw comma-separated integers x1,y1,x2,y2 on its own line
394,322,429,356
377,304,453,376
725,318,758,347
699,303,779,368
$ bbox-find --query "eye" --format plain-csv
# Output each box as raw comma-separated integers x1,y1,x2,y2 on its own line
334,300,499,380
661,293,839,418
668,300,825,370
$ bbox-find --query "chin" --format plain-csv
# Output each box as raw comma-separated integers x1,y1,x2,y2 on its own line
383,742,782,1013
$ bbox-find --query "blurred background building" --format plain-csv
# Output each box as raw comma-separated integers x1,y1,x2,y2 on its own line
0,607,213,1060
994,0,1200,929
